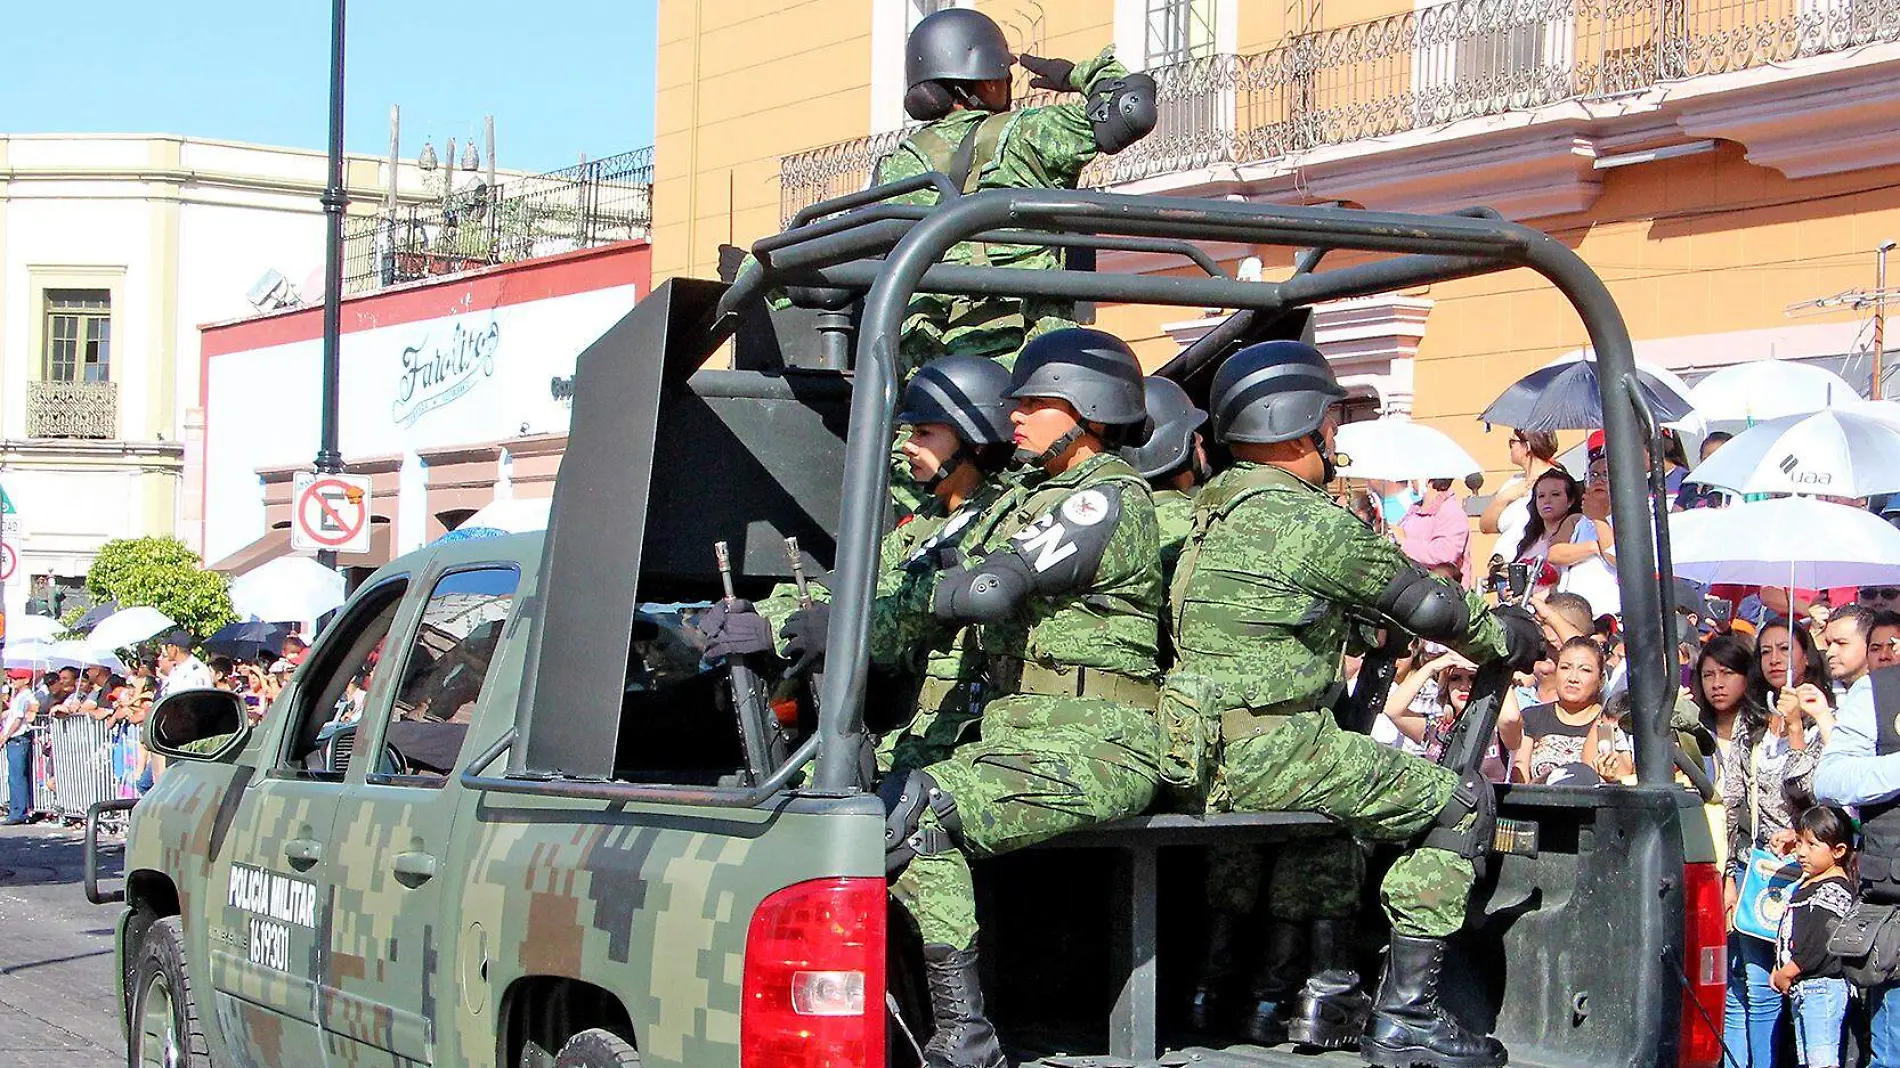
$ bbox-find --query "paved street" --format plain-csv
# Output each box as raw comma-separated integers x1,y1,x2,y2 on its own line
0,823,124,1066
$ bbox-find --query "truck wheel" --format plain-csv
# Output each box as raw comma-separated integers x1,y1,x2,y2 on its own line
553,1028,641,1068
129,916,209,1068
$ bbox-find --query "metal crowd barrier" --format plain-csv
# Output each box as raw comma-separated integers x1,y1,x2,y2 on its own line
0,717,145,823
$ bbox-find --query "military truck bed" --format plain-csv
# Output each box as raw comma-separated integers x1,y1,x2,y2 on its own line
1023,1041,1362,1068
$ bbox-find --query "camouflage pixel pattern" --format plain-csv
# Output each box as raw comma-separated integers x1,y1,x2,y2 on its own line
1168,461,1509,716
119,537,886,1068
1167,463,1501,939
888,451,1164,949
873,48,1131,380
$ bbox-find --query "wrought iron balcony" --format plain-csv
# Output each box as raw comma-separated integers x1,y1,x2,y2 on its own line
27,380,118,440
781,0,1900,223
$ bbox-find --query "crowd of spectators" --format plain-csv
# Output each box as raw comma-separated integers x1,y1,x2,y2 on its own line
1350,426,1900,1068
0,627,306,825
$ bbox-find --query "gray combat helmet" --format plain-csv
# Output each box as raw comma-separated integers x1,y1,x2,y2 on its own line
897,353,1013,447
1124,376,1208,480
1005,328,1147,427
906,9,1014,91
1209,339,1346,444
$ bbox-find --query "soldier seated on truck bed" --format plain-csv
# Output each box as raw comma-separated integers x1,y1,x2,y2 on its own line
701,353,1020,776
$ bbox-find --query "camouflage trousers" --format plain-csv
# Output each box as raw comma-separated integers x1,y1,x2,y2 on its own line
891,694,1164,949
1205,833,1366,921
877,680,983,777
1207,710,1472,939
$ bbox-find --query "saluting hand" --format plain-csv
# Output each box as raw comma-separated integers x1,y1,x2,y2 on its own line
1017,54,1076,92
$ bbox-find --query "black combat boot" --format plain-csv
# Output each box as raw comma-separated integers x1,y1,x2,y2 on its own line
1288,919,1372,1050
1239,921,1306,1046
921,942,1009,1068
1360,934,1506,1068
1185,912,1243,1034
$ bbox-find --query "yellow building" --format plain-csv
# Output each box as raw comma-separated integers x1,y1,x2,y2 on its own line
655,0,1900,489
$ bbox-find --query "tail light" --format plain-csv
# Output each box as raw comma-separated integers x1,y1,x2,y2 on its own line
1679,862,1726,1068
743,878,887,1068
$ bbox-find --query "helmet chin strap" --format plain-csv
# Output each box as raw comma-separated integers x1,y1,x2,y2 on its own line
919,448,967,495
1013,424,1086,471
1310,429,1347,485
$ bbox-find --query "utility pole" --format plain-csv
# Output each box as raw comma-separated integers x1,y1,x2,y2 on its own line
1877,240,1895,401
314,0,348,571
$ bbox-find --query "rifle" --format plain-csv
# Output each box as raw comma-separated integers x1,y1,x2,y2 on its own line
715,541,782,783
1335,622,1408,735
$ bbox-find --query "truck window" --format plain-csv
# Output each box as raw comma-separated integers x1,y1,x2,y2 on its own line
612,605,753,786
281,578,408,778
378,566,520,782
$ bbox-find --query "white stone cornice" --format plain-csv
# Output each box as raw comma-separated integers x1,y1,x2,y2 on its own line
1672,56,1900,180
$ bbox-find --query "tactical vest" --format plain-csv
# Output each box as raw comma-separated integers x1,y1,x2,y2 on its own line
1860,667,1900,903
1168,464,1318,644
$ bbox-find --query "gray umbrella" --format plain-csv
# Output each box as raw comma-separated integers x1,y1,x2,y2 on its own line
68,600,119,635
1480,352,1695,431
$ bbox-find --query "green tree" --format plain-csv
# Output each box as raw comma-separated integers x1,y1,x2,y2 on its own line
86,536,237,641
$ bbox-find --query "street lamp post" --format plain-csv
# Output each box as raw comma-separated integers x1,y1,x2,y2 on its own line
314,0,349,571
1877,240,1896,402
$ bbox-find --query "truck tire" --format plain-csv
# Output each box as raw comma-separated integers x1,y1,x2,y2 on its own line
129,916,210,1068
553,1029,641,1068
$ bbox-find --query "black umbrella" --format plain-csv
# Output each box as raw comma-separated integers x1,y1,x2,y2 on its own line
204,620,289,662
68,600,119,635
1480,353,1695,431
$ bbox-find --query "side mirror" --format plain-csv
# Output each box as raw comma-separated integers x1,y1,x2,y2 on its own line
146,688,252,762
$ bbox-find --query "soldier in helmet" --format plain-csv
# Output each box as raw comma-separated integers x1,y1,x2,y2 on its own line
1124,375,1210,598
705,354,1020,775
881,8,1159,377
785,328,1164,1068
1166,340,1543,1068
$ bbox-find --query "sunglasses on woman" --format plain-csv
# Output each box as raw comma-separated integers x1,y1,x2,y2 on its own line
1861,587,1900,601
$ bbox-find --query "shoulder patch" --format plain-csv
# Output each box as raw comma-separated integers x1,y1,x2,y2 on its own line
1061,489,1112,527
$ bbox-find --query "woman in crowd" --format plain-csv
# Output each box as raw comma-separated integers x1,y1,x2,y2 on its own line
1383,648,1515,782
1515,636,1632,785
1691,633,1761,765
1721,618,1828,1068
1560,455,1619,618
1509,469,1585,593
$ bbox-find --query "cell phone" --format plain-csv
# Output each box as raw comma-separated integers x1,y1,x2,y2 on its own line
1506,562,1531,604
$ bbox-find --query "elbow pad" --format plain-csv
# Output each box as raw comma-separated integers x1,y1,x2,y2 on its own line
933,552,1034,624
1087,73,1157,154
1375,568,1472,642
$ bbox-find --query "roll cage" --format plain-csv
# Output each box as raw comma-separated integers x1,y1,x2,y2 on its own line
491,177,1680,805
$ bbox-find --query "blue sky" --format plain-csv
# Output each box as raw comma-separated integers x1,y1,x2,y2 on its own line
4,1,658,175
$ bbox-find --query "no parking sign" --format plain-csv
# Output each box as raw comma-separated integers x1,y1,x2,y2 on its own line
291,473,373,555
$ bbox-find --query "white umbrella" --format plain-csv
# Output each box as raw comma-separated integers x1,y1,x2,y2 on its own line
1684,405,1900,498
45,639,127,674
5,615,63,642
229,556,346,623
3,638,85,671
463,496,550,533
1335,421,1482,482
88,606,176,651
1686,361,1859,428
1669,497,1900,588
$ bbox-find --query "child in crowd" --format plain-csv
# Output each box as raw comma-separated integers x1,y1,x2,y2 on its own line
1772,805,1859,1068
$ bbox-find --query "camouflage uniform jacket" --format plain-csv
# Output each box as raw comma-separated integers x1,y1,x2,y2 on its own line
1153,486,1196,672
883,452,1160,686
1169,462,1508,716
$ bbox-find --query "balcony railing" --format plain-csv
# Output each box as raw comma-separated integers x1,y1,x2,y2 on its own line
344,148,654,294
27,380,118,440
781,0,1900,222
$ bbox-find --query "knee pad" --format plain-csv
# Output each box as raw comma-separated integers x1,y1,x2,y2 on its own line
880,768,963,875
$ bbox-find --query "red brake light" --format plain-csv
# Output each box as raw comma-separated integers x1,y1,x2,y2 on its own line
1679,862,1726,1068
743,877,887,1068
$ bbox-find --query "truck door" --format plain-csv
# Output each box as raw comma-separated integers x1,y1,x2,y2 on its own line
321,564,521,1064
207,576,413,1068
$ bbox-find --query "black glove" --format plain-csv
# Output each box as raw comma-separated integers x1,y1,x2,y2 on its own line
780,601,832,678
697,600,774,660
1017,54,1076,92
1493,605,1545,673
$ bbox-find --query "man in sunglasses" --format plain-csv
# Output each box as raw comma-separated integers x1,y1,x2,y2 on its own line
1861,585,1900,612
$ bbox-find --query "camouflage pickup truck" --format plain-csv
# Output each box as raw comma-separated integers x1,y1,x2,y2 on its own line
91,184,1725,1068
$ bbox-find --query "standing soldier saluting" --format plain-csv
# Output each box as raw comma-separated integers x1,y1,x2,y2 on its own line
1167,341,1543,1068
881,8,1157,376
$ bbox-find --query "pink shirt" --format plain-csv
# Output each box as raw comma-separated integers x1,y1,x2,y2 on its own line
1399,491,1472,587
